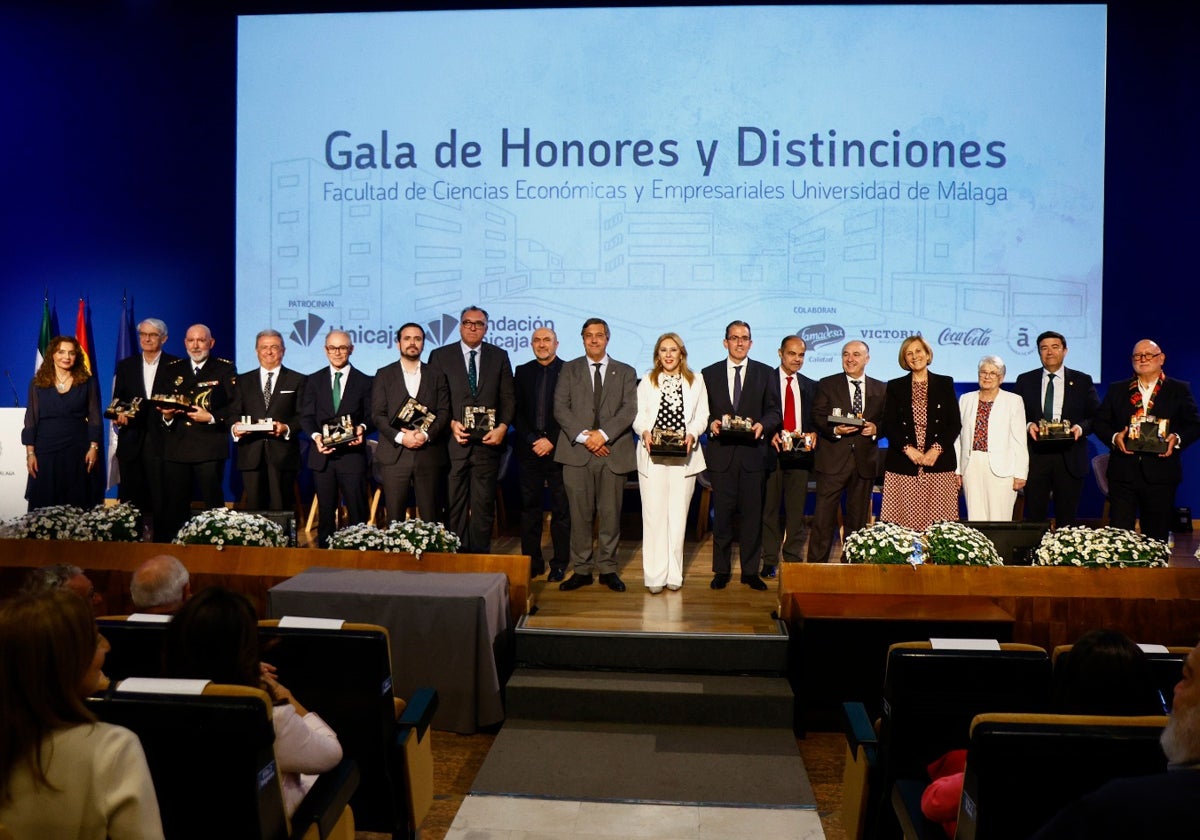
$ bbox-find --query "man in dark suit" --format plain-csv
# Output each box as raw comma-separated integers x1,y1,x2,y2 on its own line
701,320,781,590
554,318,637,592
371,322,450,527
427,306,515,553
300,329,373,548
1013,331,1101,526
112,317,180,540
1093,339,1200,542
159,323,237,541
228,329,306,512
807,340,886,563
514,326,570,580
762,335,818,575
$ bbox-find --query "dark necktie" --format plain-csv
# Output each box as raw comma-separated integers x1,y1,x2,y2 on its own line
263,371,274,413
332,370,342,413
592,363,603,428
468,350,478,398
784,375,797,430
851,379,863,416
194,364,201,376
733,365,743,409
1044,372,1056,421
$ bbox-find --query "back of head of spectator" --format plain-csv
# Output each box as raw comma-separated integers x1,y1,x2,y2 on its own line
130,555,191,615
20,564,104,615
164,586,260,688
1054,628,1163,716
1161,641,1200,766
0,590,102,801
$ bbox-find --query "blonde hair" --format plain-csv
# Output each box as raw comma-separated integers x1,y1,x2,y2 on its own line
649,332,695,388
897,334,933,370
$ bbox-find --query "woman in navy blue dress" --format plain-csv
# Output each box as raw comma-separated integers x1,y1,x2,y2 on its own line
23,336,102,509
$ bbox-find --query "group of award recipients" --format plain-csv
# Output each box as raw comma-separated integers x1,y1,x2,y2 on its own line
39,308,1197,592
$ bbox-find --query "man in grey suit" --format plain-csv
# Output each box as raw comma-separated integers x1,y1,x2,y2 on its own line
372,323,450,526
228,329,306,512
554,318,637,592
427,306,515,552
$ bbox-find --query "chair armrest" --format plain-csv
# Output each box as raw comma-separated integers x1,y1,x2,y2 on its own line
892,778,943,840
842,701,878,765
397,687,438,741
290,758,360,840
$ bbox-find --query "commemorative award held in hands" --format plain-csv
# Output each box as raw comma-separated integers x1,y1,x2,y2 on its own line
391,397,435,435
1126,414,1170,454
648,426,689,457
319,415,359,448
104,396,142,420
827,406,865,428
462,405,496,441
778,429,816,461
720,413,758,442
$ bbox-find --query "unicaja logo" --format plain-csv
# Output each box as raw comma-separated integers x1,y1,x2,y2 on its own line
425,313,462,346
290,314,326,347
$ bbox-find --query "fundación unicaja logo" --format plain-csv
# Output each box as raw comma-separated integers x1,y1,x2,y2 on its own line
290,314,326,347
425,314,463,347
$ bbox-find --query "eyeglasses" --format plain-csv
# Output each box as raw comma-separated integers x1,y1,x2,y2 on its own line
137,331,162,338
325,345,351,352
978,370,1001,378
461,319,486,329
725,336,751,343
1132,353,1162,362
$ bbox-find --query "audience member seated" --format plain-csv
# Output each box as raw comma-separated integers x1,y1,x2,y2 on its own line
163,586,343,817
1030,638,1200,839
0,590,163,839
921,629,1163,838
19,563,105,614
129,555,191,615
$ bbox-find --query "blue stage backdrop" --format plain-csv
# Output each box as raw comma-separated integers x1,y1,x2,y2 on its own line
1,2,1197,518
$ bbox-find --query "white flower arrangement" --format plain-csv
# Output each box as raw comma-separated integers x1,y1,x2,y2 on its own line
172,507,287,549
923,520,1004,567
1033,525,1169,568
0,503,142,542
843,521,920,565
327,519,461,557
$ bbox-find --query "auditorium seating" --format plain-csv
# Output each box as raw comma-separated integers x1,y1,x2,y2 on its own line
87,682,358,840
892,712,1168,840
840,641,1052,840
97,615,170,681
1052,642,1187,712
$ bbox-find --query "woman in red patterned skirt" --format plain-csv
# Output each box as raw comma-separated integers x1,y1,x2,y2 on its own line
880,335,962,530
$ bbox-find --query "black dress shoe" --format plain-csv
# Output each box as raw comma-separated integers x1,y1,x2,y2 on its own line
599,573,626,592
760,565,777,579
710,573,731,590
742,575,768,591
559,573,593,591
547,567,566,583
530,561,546,577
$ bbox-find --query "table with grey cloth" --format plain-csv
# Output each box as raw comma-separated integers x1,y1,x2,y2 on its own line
268,567,511,733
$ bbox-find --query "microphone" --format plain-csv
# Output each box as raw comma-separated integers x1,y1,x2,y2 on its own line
4,370,19,407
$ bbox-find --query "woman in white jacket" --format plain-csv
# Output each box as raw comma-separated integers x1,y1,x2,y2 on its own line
633,333,708,593
957,355,1029,520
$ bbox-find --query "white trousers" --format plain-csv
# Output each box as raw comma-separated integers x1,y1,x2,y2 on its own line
962,451,1018,521
638,460,696,588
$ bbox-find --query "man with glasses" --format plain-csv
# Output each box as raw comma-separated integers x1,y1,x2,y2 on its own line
1013,331,1100,526
701,321,781,590
301,329,373,548
1094,339,1200,542
428,306,515,552
112,318,180,540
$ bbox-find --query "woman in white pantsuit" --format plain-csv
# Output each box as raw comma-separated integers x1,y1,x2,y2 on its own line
957,355,1029,520
634,333,708,593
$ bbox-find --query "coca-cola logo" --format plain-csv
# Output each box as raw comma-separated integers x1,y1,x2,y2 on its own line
799,323,846,349
938,327,992,346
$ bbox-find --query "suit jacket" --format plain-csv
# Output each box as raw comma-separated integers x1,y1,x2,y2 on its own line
370,360,450,467
632,370,708,477
813,372,887,479
427,341,515,459
701,358,781,472
956,389,1030,479
514,356,564,456
228,366,306,471
764,367,818,471
1094,376,1200,486
553,355,637,474
881,372,961,474
300,365,373,471
160,355,238,464
112,351,181,460
1013,366,1100,478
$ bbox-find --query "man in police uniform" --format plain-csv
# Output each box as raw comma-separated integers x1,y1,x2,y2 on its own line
158,324,237,541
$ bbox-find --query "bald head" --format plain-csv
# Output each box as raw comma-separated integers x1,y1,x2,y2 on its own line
130,554,191,614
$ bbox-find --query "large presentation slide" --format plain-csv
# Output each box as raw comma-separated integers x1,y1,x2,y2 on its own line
236,5,1106,381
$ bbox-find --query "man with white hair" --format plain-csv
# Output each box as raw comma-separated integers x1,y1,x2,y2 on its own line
130,554,192,615
1031,640,1200,838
